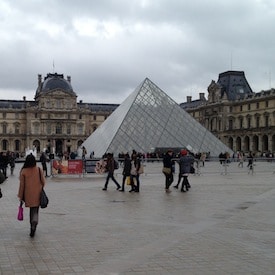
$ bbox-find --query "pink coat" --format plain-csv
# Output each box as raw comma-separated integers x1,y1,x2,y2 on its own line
18,166,46,207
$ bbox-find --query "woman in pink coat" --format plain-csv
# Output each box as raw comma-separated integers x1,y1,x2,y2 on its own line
18,154,46,237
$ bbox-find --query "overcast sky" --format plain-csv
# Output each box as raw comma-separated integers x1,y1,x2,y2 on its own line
0,0,274,104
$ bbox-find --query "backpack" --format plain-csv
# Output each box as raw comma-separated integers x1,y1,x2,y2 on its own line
114,160,119,170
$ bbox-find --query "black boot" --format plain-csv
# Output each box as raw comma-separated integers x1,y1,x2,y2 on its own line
30,229,35,237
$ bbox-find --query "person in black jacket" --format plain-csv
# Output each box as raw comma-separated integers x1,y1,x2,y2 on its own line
162,149,174,193
119,153,132,192
102,153,121,191
40,151,49,177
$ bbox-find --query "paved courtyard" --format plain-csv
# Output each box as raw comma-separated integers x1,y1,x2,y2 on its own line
0,160,275,274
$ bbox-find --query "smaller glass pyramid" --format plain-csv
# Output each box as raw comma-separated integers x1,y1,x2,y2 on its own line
82,78,232,157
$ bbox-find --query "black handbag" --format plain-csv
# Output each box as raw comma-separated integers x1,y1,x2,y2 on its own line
40,188,49,208
39,168,49,208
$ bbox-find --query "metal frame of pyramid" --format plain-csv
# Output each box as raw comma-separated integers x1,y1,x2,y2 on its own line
82,78,232,158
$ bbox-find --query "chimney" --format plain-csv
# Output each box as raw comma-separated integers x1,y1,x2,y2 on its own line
199,93,205,100
67,76,71,83
80,100,83,103
23,96,26,101
187,96,192,103
38,74,42,86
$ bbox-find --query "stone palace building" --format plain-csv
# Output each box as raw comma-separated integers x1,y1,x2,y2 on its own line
0,73,118,157
0,70,274,157
181,71,275,156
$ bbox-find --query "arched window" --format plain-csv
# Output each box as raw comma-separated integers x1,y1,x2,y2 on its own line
15,140,20,151
2,139,8,151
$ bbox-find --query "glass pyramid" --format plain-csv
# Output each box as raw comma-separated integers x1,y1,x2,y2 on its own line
82,78,232,158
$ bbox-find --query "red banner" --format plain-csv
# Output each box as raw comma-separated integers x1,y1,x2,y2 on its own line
52,159,83,175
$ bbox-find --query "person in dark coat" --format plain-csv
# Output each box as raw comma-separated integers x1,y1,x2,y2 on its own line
102,153,121,191
176,149,194,192
40,151,49,177
162,149,174,193
119,153,132,192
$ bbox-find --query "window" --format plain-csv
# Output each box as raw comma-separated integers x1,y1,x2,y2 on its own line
33,123,39,134
240,105,243,111
239,117,243,129
67,124,71,135
248,104,250,111
47,123,51,134
3,123,7,134
2,140,8,151
79,114,82,119
256,117,260,128
93,115,96,120
56,123,62,134
56,99,62,108
229,119,233,130
256,102,259,109
265,116,269,127
265,101,269,107
14,123,20,134
229,106,233,112
77,124,83,135
247,117,251,128
15,140,20,151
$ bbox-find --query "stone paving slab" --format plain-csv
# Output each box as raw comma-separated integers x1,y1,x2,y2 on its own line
0,161,274,274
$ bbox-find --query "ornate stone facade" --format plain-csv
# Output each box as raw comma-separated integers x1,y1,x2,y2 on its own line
1,70,274,158
181,71,275,156
0,73,118,157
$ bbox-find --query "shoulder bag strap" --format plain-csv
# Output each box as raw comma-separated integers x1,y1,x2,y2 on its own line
38,167,43,186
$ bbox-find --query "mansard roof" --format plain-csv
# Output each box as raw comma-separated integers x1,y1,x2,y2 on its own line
218,71,254,100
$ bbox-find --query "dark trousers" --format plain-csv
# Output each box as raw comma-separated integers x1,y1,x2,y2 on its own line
163,172,173,189
181,176,190,191
42,162,48,176
130,174,140,191
30,207,39,230
104,172,120,189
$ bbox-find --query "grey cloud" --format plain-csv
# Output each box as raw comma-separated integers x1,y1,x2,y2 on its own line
0,0,274,104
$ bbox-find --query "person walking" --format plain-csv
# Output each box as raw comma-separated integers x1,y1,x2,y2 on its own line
17,154,46,237
176,149,193,192
247,152,254,174
119,153,132,192
238,151,244,168
129,151,141,192
102,153,121,191
162,149,174,193
40,151,49,177
8,151,16,175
